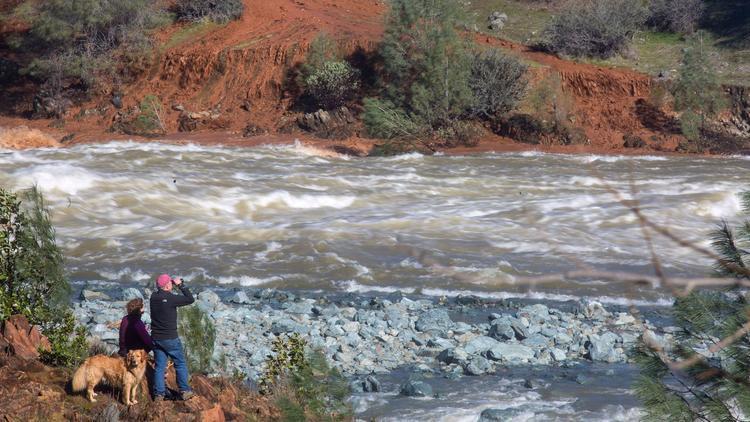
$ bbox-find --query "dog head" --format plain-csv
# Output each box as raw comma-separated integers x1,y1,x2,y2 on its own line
125,349,148,369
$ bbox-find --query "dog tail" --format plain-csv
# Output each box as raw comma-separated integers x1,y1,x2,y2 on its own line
71,360,89,392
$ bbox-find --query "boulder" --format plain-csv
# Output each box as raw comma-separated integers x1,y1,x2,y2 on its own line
486,344,535,363
463,355,492,376
178,110,229,132
81,289,110,301
623,134,647,148
464,336,499,355
399,380,433,397
437,347,469,365
230,291,251,305
198,290,221,311
479,408,522,421
363,375,381,392
0,315,51,360
587,332,620,362
120,287,143,301
296,107,355,139
488,321,515,341
415,309,453,336
487,12,508,31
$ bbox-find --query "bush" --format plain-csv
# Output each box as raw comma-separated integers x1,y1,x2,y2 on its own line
377,0,473,129
362,98,426,140
177,305,217,374
468,49,528,119
0,186,88,367
174,0,244,23
304,61,360,110
260,334,351,420
543,0,648,58
647,0,705,34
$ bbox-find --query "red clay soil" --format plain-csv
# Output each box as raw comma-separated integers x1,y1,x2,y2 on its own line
0,0,688,154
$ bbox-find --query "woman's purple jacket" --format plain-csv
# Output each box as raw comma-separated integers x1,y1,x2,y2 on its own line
118,314,154,357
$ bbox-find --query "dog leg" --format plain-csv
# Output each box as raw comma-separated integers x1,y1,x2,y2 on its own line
130,383,139,405
87,386,97,402
124,382,131,406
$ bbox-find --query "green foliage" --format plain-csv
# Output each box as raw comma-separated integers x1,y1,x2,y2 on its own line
0,186,88,367
377,0,473,129
647,0,705,34
304,61,361,110
672,32,727,148
636,190,750,420
177,305,217,375
362,98,425,140
174,0,244,23
468,49,528,119
261,334,351,420
542,0,648,58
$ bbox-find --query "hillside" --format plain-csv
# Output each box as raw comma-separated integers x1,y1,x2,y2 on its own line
0,0,748,154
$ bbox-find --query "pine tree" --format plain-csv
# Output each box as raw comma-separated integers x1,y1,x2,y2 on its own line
672,31,727,150
635,191,750,421
366,0,473,133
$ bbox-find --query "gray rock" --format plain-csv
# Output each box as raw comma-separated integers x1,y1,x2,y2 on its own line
427,337,454,350
587,332,620,362
479,408,520,422
415,309,453,335
486,344,535,362
554,332,573,345
452,322,473,335
399,380,433,397
270,318,298,335
522,334,550,348
551,348,567,362
463,355,492,376
464,336,499,355
488,322,515,341
81,289,110,301
197,289,221,311
120,288,143,301
575,374,590,385
284,301,313,315
511,319,529,340
437,347,469,365
230,291,251,304
364,375,380,392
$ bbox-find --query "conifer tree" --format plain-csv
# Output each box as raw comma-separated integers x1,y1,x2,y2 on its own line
672,31,727,149
635,191,750,421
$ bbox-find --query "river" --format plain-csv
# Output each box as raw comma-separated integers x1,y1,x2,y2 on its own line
2,141,748,420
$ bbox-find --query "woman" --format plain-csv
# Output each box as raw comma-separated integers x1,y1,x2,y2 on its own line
118,298,154,357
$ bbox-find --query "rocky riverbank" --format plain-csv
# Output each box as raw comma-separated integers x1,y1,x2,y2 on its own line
74,286,672,387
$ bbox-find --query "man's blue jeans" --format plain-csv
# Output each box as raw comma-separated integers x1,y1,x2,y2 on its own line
153,338,192,397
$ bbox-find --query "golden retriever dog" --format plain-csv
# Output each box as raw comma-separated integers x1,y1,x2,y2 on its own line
71,349,149,405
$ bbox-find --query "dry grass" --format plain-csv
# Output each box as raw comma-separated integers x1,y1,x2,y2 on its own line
0,126,60,149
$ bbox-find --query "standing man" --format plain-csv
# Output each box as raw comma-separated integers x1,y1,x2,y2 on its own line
150,274,195,401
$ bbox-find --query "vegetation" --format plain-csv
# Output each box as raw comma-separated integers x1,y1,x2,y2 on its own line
647,0,705,34
173,0,245,24
542,0,648,58
299,35,361,110
177,305,217,375
0,186,88,367
468,49,528,119
635,192,750,420
261,334,351,420
672,32,727,151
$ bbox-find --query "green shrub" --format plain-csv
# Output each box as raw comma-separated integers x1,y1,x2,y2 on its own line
304,61,360,110
468,49,528,119
177,304,217,375
260,334,351,420
378,0,473,129
174,0,244,23
542,0,648,58
0,186,88,367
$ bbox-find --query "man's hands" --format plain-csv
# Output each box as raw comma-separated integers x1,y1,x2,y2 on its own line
172,277,183,286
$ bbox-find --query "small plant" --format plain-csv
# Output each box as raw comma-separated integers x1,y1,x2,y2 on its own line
304,61,360,110
647,0,705,34
542,0,648,58
122,94,166,136
174,0,244,23
468,49,528,120
177,305,217,374
260,334,351,420
1,186,88,367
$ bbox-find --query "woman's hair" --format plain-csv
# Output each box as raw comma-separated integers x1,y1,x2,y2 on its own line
126,298,144,315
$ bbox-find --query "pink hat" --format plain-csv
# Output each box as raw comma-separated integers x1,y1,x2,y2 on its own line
156,274,172,289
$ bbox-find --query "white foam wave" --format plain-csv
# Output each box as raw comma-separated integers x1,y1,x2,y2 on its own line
99,268,152,282
337,280,416,294
215,275,282,286
253,190,355,209
255,242,282,261
12,164,99,195
692,191,742,218
421,287,673,307
386,151,424,161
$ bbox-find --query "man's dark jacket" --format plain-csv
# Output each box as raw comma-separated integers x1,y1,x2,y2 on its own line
149,284,195,340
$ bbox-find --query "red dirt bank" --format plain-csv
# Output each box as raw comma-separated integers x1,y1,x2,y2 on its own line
0,0,718,154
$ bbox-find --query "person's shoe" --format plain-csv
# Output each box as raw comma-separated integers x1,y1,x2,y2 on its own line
154,395,165,402
180,391,195,401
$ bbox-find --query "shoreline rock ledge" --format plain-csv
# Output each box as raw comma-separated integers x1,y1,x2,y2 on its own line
74,288,670,381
